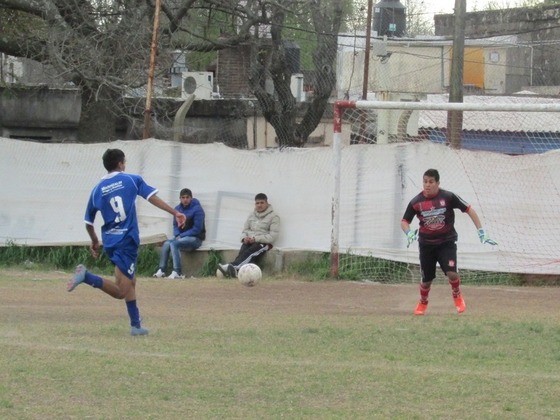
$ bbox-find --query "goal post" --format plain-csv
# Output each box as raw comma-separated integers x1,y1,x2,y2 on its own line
331,97,560,282
330,101,355,277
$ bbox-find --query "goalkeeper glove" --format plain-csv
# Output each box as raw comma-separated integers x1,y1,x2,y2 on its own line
406,229,418,248
478,228,498,246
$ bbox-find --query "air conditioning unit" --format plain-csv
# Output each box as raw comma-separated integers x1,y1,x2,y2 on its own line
181,71,213,100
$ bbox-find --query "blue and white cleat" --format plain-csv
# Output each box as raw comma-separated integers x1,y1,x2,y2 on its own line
131,326,149,336
67,264,87,292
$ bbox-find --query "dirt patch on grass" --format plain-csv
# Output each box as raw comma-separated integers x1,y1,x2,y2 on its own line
3,268,559,320
159,277,559,319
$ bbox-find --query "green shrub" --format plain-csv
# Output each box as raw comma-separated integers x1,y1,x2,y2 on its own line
0,240,158,276
0,241,548,286
285,252,331,281
135,245,161,275
197,249,224,277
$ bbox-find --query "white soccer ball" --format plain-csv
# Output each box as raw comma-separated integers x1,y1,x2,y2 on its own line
216,268,224,278
237,263,262,287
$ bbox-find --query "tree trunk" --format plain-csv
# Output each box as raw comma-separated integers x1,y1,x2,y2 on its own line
78,89,119,143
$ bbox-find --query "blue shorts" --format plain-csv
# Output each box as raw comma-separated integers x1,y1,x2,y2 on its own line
104,238,138,280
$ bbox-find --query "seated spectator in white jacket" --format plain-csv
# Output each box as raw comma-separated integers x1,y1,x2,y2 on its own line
218,193,280,278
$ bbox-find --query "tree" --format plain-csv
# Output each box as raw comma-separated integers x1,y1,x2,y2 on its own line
404,0,434,36
0,0,346,146
246,1,343,146
0,0,155,142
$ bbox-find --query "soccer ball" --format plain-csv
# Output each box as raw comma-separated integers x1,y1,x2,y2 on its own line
216,268,224,278
237,263,262,287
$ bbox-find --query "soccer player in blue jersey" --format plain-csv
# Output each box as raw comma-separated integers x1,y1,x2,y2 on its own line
67,148,186,336
401,168,497,316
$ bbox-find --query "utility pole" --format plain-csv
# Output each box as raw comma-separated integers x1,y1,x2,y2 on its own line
143,0,162,139
362,0,373,100
357,0,374,144
447,0,466,149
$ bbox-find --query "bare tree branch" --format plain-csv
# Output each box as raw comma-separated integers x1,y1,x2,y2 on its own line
0,0,347,146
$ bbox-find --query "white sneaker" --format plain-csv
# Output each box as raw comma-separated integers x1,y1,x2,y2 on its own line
217,264,228,276
217,263,236,278
168,271,185,279
153,268,165,278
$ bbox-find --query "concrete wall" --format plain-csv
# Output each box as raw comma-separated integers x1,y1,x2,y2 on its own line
434,4,560,87
176,248,319,278
0,86,336,148
434,5,560,38
0,86,81,142
120,96,338,148
248,112,338,148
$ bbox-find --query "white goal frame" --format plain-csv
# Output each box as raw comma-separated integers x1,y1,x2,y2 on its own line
330,99,560,278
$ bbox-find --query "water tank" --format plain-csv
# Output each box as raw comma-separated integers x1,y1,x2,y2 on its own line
283,40,300,74
373,0,406,37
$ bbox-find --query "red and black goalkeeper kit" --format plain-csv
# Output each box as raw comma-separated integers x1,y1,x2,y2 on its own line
402,188,471,246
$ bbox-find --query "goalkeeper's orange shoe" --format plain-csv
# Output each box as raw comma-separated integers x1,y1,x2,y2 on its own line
454,295,466,313
413,301,428,316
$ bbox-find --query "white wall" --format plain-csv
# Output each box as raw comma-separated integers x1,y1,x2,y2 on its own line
247,115,339,148
337,39,525,98
2,137,559,274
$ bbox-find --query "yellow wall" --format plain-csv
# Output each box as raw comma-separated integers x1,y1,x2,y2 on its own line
464,48,485,89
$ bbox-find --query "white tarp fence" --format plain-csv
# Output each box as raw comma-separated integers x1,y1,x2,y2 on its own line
2,137,560,274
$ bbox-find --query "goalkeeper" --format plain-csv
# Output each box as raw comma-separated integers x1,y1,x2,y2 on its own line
401,168,497,316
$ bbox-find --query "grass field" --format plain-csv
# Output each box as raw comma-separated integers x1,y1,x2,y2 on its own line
1,268,559,419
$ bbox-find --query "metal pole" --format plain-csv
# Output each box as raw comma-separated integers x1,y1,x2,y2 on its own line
331,104,343,278
143,0,162,139
330,100,356,278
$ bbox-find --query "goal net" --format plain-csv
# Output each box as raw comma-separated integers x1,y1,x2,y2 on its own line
332,96,560,284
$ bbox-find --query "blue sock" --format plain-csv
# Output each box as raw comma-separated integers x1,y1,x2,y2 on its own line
126,300,141,328
84,272,103,289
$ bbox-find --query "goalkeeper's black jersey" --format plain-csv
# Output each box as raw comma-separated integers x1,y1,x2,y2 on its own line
402,188,470,245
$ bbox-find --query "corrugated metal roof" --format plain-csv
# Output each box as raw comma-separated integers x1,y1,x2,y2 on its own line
419,94,560,132
426,129,560,154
